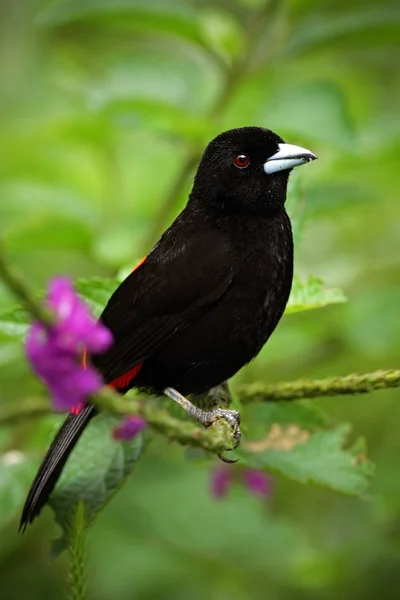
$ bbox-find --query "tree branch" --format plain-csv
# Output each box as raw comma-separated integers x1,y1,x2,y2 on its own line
1,369,398,454
91,388,232,453
0,391,232,454
236,369,400,403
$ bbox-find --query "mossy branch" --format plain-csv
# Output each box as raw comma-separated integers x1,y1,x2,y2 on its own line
237,369,400,403
0,392,233,454
91,389,233,453
0,367,399,455
1,230,399,458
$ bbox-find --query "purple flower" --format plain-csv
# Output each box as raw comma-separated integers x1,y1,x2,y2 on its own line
242,469,273,499
26,277,113,411
210,465,232,498
113,415,147,441
210,465,273,500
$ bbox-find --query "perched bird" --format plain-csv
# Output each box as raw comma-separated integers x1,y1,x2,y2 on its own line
20,126,316,529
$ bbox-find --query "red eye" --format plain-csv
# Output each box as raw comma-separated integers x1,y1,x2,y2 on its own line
233,154,250,168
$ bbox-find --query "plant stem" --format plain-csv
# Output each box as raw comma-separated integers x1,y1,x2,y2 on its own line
91,389,232,453
67,501,87,600
0,245,54,325
2,369,399,451
237,369,400,403
0,391,232,454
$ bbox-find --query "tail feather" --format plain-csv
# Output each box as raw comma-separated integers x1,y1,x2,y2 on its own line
19,404,96,531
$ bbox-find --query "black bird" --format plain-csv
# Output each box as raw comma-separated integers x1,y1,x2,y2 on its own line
20,126,316,529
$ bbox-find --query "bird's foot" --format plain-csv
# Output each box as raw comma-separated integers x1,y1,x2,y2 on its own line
163,387,241,459
203,407,241,449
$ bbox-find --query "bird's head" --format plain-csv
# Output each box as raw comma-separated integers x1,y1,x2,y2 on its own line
192,127,317,214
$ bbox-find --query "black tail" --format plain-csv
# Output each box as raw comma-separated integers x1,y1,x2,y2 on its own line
19,404,96,531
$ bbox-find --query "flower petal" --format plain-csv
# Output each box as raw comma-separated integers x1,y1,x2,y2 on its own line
113,415,147,441
25,276,112,412
210,466,232,498
242,469,273,499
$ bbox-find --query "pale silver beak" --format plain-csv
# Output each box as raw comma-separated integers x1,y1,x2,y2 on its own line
264,143,317,175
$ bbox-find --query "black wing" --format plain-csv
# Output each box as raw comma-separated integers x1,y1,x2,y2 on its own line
91,223,235,383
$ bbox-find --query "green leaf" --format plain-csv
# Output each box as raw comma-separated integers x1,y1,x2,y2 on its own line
241,402,374,497
0,307,30,339
0,276,122,340
49,414,145,554
287,5,400,54
286,275,346,314
75,277,119,317
0,272,346,341
37,0,213,57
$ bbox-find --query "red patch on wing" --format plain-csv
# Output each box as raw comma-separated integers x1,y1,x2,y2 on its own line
109,363,143,390
70,257,147,414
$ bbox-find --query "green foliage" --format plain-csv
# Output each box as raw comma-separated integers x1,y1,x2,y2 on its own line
286,276,346,314
49,415,145,553
0,0,398,598
0,274,347,340
75,278,120,317
241,402,373,497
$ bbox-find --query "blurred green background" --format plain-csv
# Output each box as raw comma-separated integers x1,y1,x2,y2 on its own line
0,0,399,598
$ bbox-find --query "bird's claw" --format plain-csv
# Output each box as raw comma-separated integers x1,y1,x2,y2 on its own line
163,387,241,460
207,408,241,459
217,452,238,464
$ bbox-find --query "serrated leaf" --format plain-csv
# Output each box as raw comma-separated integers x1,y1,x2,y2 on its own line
240,402,373,497
49,414,145,554
286,276,346,314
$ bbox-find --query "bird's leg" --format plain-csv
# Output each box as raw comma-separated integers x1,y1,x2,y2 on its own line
207,381,233,409
163,386,241,451
192,380,233,411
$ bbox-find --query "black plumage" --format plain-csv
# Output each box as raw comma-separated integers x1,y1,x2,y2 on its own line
20,126,316,529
